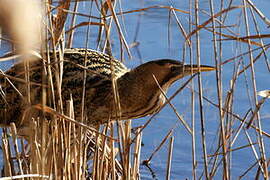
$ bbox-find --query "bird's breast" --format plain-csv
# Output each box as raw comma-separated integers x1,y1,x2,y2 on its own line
120,90,166,120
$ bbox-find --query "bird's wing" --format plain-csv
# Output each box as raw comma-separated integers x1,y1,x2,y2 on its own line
60,48,129,91
1,48,129,86
63,48,129,79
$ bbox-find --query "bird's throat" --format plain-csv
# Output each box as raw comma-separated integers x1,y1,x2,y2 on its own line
116,71,167,119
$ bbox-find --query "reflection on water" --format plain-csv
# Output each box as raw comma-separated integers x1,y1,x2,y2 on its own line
142,161,158,180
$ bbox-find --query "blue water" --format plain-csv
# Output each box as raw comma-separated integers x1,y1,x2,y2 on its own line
1,0,270,179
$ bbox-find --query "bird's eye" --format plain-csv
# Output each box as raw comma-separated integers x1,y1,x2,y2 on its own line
171,66,177,71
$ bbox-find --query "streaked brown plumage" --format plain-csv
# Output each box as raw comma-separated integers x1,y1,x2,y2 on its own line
0,48,215,130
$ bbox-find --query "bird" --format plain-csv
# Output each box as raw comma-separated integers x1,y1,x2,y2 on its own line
0,48,215,131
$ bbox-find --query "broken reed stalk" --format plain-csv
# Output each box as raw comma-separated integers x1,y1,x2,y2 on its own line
166,136,174,180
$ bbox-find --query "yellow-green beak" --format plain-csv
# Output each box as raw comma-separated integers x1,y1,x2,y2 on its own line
183,64,216,73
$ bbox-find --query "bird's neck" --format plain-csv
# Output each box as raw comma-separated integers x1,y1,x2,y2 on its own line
117,68,167,119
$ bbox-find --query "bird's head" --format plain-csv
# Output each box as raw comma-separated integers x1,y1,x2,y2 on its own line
134,59,215,90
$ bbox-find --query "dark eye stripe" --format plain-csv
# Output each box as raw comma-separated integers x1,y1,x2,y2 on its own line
153,59,183,66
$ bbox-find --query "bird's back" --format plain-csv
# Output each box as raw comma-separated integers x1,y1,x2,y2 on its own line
0,48,129,126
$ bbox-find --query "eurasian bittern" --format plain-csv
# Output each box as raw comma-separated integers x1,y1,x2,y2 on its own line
0,48,215,130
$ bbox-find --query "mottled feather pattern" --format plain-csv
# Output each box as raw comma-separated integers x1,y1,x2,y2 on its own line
0,48,129,126
63,49,128,78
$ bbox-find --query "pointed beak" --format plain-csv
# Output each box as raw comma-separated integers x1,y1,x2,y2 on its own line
182,64,215,74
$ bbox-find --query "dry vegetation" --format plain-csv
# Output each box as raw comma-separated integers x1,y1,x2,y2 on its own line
0,0,270,179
